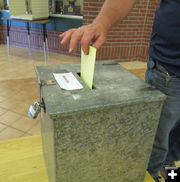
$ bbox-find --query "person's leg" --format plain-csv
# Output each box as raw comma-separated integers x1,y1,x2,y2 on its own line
145,58,180,178
160,120,180,180
147,97,180,178
166,119,180,163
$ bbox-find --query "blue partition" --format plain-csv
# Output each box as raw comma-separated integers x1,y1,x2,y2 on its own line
0,10,83,32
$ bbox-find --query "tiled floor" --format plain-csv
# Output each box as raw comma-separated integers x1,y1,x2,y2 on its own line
0,44,147,141
0,45,80,140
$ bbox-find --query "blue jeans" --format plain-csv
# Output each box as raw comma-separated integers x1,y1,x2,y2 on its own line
145,58,180,177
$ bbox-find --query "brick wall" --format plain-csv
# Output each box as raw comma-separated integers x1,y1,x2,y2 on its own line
83,0,160,62
0,0,160,62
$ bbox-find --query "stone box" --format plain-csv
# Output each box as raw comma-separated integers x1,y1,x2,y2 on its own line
35,60,166,182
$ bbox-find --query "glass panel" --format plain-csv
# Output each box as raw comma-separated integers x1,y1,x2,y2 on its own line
0,0,9,10
50,0,83,16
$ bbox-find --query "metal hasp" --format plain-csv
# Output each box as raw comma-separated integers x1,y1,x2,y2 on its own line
35,60,166,182
28,79,56,119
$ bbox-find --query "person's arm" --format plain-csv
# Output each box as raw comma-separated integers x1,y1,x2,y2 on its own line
60,0,136,54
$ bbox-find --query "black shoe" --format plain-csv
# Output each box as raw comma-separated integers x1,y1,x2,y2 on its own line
153,176,161,182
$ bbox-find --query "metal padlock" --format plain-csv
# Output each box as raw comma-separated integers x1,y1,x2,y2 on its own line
28,101,41,119
28,79,55,119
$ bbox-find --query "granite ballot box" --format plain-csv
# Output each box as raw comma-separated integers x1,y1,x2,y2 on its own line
35,61,166,182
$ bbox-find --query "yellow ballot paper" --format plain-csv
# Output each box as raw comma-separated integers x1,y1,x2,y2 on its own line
81,46,97,89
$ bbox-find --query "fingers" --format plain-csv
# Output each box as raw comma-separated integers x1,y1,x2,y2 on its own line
69,28,84,53
59,29,76,45
80,31,95,54
92,34,106,50
59,32,65,38
59,25,107,54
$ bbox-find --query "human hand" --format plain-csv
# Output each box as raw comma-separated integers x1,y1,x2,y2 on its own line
59,23,107,55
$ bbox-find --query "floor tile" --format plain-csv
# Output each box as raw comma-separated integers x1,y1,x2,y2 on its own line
0,95,6,102
0,123,7,131
119,61,147,70
28,122,41,135
0,45,80,81
0,88,17,97
0,127,24,141
11,103,31,116
129,69,146,81
0,78,36,91
0,99,20,110
0,107,7,115
0,111,22,125
22,133,32,137
12,116,38,132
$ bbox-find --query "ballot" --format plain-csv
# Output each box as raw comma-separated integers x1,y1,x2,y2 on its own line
81,46,97,89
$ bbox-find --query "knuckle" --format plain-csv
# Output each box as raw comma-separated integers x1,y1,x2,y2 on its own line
80,39,87,46
72,29,82,38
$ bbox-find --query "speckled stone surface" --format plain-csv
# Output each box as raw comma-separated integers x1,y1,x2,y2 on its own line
36,61,166,182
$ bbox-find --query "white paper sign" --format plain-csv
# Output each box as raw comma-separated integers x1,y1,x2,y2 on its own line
53,72,83,90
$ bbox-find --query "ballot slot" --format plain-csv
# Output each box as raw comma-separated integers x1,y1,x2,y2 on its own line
77,72,96,89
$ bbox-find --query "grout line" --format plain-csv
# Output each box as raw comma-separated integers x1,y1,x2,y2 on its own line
0,110,8,116
0,122,10,128
0,125,8,133
1,125,31,134
20,132,33,137
26,120,41,134
6,116,40,134
0,116,39,133
0,106,31,117
1,121,41,138
0,113,22,125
